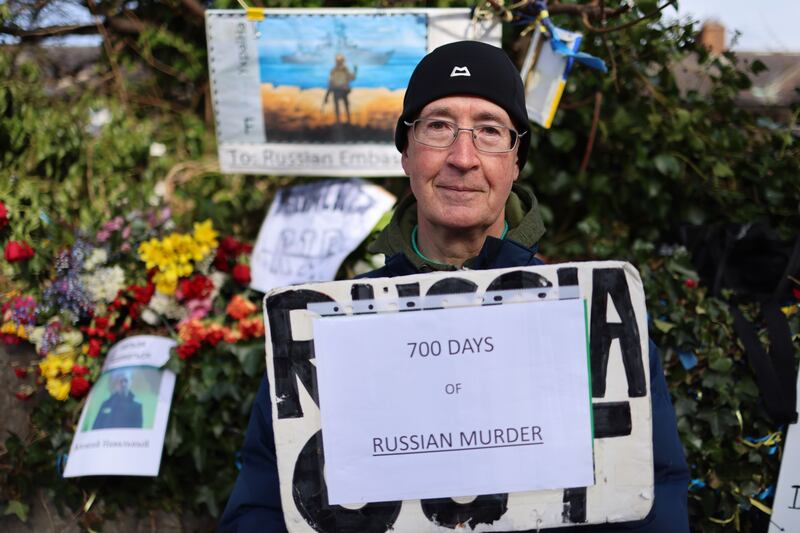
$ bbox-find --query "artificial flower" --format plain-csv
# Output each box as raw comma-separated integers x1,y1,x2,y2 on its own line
4,240,34,262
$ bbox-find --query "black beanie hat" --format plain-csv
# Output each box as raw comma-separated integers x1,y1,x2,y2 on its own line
395,40,530,169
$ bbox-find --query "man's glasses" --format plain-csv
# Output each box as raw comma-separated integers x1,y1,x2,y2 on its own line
404,118,526,153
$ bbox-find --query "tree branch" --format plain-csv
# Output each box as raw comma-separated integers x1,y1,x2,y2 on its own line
180,0,206,21
581,0,676,34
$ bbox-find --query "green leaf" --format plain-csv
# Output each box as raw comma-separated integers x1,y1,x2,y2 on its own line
653,319,676,333
4,500,30,522
548,130,576,152
712,161,734,178
709,357,733,373
653,154,681,177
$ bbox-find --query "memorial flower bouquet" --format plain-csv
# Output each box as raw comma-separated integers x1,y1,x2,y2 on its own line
1,204,264,404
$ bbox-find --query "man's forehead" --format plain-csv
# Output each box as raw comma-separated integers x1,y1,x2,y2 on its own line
418,96,513,125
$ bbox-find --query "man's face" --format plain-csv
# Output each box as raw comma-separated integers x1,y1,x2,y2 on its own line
401,96,520,234
111,375,130,396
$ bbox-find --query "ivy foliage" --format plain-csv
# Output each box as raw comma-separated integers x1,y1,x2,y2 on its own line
1,1,799,531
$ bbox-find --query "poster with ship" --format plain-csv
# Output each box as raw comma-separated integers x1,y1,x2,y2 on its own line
206,8,500,176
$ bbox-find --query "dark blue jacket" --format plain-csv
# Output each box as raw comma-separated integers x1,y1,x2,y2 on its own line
220,235,689,532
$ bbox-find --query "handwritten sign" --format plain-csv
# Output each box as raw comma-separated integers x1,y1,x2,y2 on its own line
314,298,593,504
249,179,395,293
206,8,500,176
768,371,800,532
63,336,176,477
263,262,654,531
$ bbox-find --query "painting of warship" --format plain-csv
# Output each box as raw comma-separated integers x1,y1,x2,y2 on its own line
258,13,427,144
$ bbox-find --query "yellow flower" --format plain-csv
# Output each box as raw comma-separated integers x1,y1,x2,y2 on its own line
193,220,218,247
46,378,71,401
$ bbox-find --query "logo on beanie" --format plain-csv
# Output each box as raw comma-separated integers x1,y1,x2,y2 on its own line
449,66,471,77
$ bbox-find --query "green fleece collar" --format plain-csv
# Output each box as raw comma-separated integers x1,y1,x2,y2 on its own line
367,183,546,271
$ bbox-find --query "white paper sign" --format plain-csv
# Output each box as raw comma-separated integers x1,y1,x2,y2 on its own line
63,335,176,477
314,298,593,504
250,179,395,293
768,372,800,533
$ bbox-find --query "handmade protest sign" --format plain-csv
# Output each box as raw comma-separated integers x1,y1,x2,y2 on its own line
63,335,176,477
768,372,800,533
205,8,500,176
249,179,395,293
263,261,654,531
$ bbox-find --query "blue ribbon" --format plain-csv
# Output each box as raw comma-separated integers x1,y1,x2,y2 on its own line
518,0,608,73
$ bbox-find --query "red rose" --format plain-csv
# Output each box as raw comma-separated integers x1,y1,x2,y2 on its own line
793,287,800,301
0,201,8,229
95,316,110,330
4,240,34,262
14,367,27,378
684,278,697,289
177,338,201,360
239,242,253,255
70,376,91,398
232,263,251,285
178,274,213,301
72,364,89,377
204,327,225,347
221,236,240,253
87,338,102,358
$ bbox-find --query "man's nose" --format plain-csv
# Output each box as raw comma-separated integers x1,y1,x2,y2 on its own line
446,129,480,169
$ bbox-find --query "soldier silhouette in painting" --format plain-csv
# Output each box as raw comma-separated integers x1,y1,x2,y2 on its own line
323,54,357,127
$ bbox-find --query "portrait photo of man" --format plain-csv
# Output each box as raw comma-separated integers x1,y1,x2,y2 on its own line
92,368,144,430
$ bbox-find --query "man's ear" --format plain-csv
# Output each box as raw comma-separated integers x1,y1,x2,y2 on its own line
400,147,410,177
512,158,520,182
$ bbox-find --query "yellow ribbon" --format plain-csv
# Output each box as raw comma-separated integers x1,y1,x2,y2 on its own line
749,498,772,516
246,7,264,21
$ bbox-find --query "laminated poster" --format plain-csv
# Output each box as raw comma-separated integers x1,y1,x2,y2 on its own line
63,336,176,477
262,261,655,531
249,178,395,294
521,26,582,129
206,8,500,176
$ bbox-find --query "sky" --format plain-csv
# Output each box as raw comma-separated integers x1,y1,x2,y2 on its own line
674,0,800,51
12,1,800,52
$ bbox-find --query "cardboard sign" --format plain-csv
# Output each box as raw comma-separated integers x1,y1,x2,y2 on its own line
263,262,654,531
249,179,395,293
768,371,800,532
315,298,593,504
63,335,176,477
205,8,500,176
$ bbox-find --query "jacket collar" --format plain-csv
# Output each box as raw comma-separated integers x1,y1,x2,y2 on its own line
368,183,546,272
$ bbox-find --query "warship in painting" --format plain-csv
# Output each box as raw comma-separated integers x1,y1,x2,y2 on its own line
281,21,393,65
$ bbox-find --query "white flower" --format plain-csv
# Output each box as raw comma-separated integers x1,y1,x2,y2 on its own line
149,142,167,157
83,248,108,271
140,308,160,326
82,266,126,304
147,293,187,321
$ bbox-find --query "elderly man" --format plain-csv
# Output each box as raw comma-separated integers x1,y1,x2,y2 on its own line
221,41,689,532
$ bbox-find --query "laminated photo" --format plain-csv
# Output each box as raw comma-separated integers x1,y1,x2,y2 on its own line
206,8,500,176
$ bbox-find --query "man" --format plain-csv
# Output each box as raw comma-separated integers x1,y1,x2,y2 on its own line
323,54,357,126
221,41,689,532
92,369,143,430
